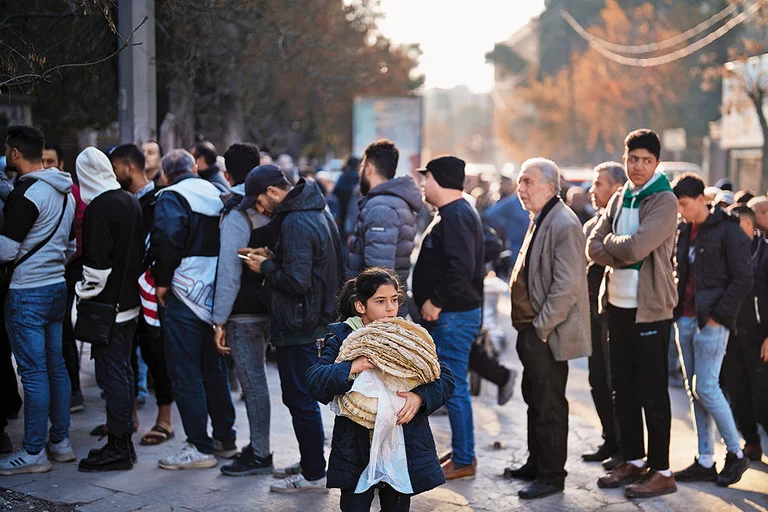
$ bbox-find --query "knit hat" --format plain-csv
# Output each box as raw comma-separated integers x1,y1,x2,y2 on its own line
417,156,466,191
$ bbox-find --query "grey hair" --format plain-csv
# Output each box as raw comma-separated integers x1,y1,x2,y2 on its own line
593,161,628,186
162,149,196,181
521,157,561,195
747,195,768,210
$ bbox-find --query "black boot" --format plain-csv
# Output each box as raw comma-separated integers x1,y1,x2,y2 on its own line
88,438,136,464
582,440,619,462
79,434,134,472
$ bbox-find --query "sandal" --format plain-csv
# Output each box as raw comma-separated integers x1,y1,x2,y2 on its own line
140,424,175,446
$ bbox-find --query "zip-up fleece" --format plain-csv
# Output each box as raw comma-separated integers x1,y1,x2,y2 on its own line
151,174,223,324
0,169,76,289
587,172,678,323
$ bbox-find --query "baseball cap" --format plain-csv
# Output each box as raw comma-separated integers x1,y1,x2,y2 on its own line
417,156,466,191
239,164,290,210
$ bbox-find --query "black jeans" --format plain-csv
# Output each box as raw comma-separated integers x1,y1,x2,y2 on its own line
588,312,618,448
516,325,569,483
721,330,768,445
275,343,326,481
340,484,410,512
133,317,174,406
62,263,83,395
0,296,22,427
607,306,672,470
93,319,139,436
469,338,510,387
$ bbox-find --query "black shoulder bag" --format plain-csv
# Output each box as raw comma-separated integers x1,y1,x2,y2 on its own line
74,221,136,347
0,192,68,297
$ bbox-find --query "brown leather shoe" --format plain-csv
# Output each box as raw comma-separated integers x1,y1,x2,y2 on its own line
441,458,476,480
744,443,763,462
597,462,647,489
625,470,677,499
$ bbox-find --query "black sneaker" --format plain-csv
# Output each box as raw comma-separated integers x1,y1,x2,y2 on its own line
674,458,717,482
70,390,85,413
717,452,748,487
220,445,273,476
213,438,238,459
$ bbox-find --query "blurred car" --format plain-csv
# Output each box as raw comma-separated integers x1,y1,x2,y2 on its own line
657,161,703,183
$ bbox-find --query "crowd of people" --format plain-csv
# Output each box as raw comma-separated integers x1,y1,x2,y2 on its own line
0,124,766,510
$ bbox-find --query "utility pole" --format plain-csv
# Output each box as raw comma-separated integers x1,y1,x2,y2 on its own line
118,0,156,145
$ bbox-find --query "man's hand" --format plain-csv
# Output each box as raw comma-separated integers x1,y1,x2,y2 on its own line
237,247,274,259
156,286,169,307
761,337,768,363
706,318,721,328
420,299,442,322
396,391,423,425
213,325,230,356
350,356,374,376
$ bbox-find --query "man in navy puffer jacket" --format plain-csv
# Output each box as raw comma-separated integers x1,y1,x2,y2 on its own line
348,140,423,295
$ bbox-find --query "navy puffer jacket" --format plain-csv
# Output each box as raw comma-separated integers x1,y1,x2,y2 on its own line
306,321,454,494
348,177,423,286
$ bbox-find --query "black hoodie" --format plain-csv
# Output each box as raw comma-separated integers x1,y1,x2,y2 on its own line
260,179,343,346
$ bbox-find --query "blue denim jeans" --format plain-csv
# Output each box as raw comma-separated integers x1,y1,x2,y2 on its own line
424,308,481,466
675,317,742,456
227,316,271,459
275,343,326,480
5,282,70,454
160,293,236,454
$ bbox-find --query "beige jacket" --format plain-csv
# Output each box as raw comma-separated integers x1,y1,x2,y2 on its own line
586,189,678,323
519,200,591,361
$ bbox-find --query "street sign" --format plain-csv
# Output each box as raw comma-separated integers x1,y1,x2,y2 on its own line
663,128,687,153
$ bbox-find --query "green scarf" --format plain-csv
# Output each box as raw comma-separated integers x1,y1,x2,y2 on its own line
618,172,673,270
344,316,365,331
621,171,673,207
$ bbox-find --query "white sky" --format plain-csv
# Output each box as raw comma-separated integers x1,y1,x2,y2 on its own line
376,0,546,92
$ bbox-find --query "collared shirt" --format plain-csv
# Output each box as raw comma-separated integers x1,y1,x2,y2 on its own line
134,180,155,201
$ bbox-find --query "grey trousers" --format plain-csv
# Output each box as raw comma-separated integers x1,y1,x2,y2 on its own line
227,316,271,458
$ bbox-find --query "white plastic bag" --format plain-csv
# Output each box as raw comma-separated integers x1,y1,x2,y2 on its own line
331,369,414,494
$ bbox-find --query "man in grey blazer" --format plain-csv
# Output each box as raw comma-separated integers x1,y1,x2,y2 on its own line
505,158,591,499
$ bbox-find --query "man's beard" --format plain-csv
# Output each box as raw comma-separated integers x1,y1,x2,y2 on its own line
359,173,370,195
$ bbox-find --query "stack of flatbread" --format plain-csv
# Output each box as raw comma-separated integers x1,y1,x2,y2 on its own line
334,317,441,429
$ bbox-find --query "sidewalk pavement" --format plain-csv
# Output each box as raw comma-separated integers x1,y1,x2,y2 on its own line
2,297,767,511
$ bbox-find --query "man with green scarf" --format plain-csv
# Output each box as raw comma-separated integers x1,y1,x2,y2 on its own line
587,129,679,499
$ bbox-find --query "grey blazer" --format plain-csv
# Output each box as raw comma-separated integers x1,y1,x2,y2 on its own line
526,200,592,361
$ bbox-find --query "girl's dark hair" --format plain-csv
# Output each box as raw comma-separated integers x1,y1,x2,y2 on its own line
336,267,403,321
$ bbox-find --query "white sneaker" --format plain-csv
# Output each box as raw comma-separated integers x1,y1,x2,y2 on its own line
273,461,302,478
269,474,329,494
0,448,52,475
47,437,76,463
158,443,217,470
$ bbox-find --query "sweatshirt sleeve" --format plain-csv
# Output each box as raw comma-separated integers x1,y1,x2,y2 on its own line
212,211,251,324
151,191,190,287
587,194,625,268
75,201,114,300
0,188,39,264
603,192,678,264
430,210,479,309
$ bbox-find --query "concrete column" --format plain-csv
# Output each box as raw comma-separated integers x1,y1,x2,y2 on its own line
118,0,156,145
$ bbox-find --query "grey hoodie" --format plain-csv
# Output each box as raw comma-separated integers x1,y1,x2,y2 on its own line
348,176,424,286
0,168,76,289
